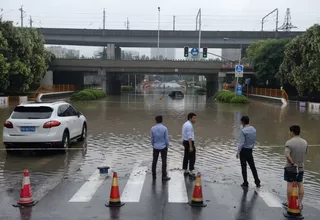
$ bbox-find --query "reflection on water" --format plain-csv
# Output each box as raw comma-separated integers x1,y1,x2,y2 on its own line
0,90,320,209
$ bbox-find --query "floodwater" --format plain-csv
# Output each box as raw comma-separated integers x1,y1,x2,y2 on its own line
0,88,320,210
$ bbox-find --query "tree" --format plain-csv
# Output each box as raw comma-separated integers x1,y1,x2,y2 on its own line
245,38,290,87
278,24,320,96
0,20,55,92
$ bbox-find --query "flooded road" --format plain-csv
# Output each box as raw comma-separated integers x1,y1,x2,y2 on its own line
0,90,320,219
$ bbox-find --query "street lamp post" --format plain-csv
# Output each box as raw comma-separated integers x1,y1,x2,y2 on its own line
157,7,160,60
223,38,242,95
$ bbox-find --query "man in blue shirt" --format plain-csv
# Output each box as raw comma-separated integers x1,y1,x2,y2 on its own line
236,116,261,188
151,115,171,181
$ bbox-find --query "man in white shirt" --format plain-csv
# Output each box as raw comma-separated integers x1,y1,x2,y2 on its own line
182,112,197,179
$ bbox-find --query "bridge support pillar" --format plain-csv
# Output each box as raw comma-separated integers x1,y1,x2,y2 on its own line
205,75,218,98
105,73,121,95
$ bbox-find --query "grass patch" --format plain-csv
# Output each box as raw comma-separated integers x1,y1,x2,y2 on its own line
195,88,206,95
71,89,107,101
121,86,134,92
214,90,249,104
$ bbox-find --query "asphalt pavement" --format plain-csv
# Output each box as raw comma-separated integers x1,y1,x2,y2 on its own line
1,161,319,220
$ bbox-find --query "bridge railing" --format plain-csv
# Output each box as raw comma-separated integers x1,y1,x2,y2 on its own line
249,87,288,101
34,84,77,98
54,57,253,68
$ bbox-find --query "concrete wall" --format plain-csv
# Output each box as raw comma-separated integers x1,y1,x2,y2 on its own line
40,70,53,85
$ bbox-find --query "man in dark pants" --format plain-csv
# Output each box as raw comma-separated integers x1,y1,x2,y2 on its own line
182,113,197,179
236,116,261,188
151,115,171,181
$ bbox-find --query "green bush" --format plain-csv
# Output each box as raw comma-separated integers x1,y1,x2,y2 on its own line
121,86,134,92
230,95,249,104
71,89,107,101
214,90,249,104
195,88,206,95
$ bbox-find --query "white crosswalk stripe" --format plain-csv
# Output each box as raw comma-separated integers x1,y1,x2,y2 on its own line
66,161,284,209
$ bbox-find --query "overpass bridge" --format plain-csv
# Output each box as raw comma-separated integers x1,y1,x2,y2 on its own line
37,28,304,48
47,59,254,97
49,59,254,74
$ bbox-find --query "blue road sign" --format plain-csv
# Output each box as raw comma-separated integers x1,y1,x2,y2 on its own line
245,78,250,84
190,48,199,57
235,64,244,77
236,84,242,95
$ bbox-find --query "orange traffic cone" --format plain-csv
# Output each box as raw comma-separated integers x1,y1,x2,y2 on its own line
105,172,125,207
13,169,38,207
188,172,207,207
283,182,304,219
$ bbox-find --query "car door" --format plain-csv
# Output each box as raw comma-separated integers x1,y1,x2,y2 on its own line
68,105,82,136
58,104,76,138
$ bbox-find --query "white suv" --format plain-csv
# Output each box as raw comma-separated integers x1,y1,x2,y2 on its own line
3,101,87,152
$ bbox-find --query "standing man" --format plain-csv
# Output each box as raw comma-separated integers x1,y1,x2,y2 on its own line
151,115,171,181
283,125,308,210
182,113,197,179
236,116,261,188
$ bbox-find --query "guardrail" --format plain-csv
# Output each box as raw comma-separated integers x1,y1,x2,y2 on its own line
34,84,77,99
249,87,289,101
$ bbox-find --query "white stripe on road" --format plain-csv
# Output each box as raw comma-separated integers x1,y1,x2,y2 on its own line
168,161,188,203
255,189,283,207
69,154,116,203
69,169,108,202
121,166,148,202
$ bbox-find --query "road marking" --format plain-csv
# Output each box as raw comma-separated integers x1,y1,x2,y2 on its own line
255,189,282,207
69,154,116,203
168,160,188,203
121,166,147,202
69,169,108,202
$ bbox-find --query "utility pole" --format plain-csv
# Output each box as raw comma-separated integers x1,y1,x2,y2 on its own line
173,15,175,31
103,8,106,35
278,8,297,32
29,16,33,28
261,8,279,37
157,7,160,60
196,9,202,58
19,6,25,27
125,17,130,30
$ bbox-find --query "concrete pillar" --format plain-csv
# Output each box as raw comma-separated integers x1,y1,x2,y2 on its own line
107,44,115,59
40,70,53,86
105,73,121,95
115,46,121,60
218,72,226,91
206,75,218,98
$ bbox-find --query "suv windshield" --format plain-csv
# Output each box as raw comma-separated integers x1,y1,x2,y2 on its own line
11,106,53,119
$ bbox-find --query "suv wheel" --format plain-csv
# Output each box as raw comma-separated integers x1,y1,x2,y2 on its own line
78,123,87,142
61,131,70,152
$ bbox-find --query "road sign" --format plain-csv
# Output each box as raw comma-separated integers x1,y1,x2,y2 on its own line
236,84,242,95
235,64,244,78
245,78,250,84
190,48,199,57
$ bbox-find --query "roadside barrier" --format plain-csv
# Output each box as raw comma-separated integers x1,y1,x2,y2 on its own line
13,169,38,207
2,147,86,151
188,172,207,207
105,172,125,207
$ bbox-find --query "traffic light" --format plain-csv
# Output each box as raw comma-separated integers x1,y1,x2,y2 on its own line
203,47,207,58
184,46,189,57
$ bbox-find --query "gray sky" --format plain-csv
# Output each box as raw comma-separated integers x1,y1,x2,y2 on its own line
1,0,319,58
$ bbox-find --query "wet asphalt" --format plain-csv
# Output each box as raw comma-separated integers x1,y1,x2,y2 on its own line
0,91,320,219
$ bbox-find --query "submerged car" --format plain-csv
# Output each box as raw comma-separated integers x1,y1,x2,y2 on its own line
168,91,184,99
3,101,87,152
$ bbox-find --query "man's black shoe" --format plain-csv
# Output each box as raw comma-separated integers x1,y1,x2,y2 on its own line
162,176,171,181
241,183,249,188
256,183,261,188
189,173,196,180
152,175,156,180
184,172,189,176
